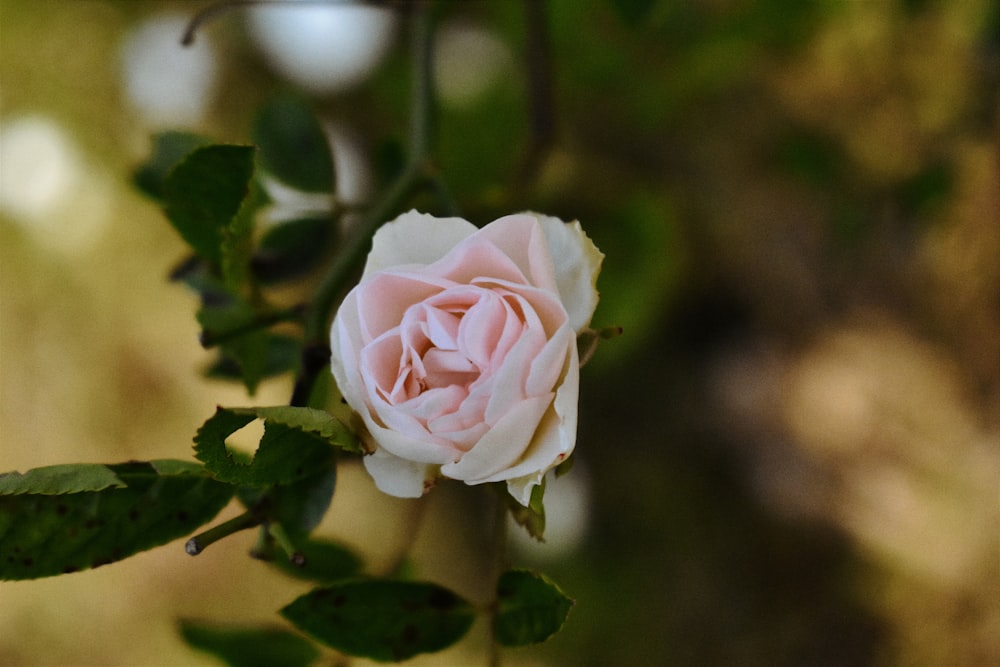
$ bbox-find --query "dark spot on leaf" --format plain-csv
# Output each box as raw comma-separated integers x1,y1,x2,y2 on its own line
63,565,78,573
92,556,112,568
128,509,140,521
177,510,190,522
295,467,303,476
22,558,33,567
333,595,346,608
56,504,68,515
12,546,20,553
498,584,514,598
401,623,420,645
427,587,458,610
6,556,14,564
84,519,97,529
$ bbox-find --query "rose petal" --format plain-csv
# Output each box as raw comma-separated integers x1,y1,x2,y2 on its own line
503,343,579,504
362,210,476,279
357,270,451,341
477,214,561,295
440,394,554,482
430,236,530,287
363,414,459,464
530,213,604,332
363,448,434,498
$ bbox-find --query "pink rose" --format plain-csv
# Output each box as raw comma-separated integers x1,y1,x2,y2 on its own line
330,211,603,505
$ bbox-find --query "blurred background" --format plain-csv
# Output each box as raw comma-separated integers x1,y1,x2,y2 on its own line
1,0,998,665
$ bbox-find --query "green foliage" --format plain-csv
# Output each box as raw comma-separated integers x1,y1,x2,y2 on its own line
506,478,546,541
178,620,320,667
133,131,211,200
267,538,362,583
163,145,256,266
0,463,124,495
281,580,476,662
494,570,574,646
275,467,338,536
253,217,336,284
0,460,233,580
193,406,356,488
609,0,659,27
253,94,335,193
205,334,301,386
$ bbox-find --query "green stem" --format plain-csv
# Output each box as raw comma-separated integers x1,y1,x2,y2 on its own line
488,489,510,667
185,510,262,556
268,522,306,566
292,3,438,405
379,496,430,577
199,304,304,348
303,2,436,343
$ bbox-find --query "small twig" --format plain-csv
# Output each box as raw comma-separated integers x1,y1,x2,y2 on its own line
268,522,307,566
185,510,262,555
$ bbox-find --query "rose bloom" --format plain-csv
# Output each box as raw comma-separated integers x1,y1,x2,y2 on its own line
330,211,603,505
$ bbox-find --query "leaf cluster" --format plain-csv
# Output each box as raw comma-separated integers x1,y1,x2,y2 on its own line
133,95,340,396
4,7,587,660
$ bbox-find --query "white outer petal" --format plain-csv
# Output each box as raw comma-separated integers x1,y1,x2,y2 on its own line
527,212,604,332
505,339,579,505
362,448,435,498
362,209,476,279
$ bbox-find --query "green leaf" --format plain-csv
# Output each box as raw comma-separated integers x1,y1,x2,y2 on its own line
609,0,659,26
206,334,301,386
494,570,574,646
133,131,212,201
221,179,263,292
197,297,281,394
178,619,320,667
221,330,269,395
271,466,337,536
0,463,124,495
197,297,261,344
253,217,335,285
281,580,476,662
243,406,359,452
163,144,256,266
193,406,356,488
268,538,362,583
0,460,234,580
253,95,334,193
505,478,546,541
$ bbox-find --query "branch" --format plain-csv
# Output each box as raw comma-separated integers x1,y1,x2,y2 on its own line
516,0,556,192
290,1,438,406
